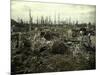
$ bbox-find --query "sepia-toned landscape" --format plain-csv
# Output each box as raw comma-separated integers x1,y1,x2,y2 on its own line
11,1,96,74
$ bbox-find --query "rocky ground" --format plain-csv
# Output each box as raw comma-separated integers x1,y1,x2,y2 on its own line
11,27,96,74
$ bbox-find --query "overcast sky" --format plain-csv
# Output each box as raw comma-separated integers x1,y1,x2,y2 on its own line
11,0,96,24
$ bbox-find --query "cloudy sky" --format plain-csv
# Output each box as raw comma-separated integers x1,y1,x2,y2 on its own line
11,0,96,24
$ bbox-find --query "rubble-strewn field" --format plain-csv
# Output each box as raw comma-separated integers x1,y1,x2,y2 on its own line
11,22,96,74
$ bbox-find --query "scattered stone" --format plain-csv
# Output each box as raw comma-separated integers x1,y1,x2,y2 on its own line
51,41,67,54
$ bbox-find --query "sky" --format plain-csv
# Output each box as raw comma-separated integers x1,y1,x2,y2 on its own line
11,0,96,24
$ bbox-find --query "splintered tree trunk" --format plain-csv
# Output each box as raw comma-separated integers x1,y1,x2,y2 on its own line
29,9,32,32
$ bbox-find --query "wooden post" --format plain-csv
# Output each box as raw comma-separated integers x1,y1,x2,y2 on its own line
17,32,21,48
